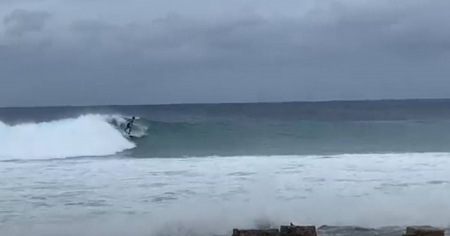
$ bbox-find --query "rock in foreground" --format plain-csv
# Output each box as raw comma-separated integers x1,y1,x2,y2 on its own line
280,225,317,236
232,225,446,236
404,226,444,236
232,229,280,236
232,225,316,236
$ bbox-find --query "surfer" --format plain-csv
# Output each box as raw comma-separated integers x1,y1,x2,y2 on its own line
124,116,135,135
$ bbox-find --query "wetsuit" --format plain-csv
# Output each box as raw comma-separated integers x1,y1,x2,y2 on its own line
125,117,135,134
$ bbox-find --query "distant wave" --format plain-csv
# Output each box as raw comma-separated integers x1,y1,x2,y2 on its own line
0,114,141,160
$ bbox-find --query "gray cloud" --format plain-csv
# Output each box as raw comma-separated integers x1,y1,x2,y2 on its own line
0,0,450,107
3,9,50,36
70,19,114,33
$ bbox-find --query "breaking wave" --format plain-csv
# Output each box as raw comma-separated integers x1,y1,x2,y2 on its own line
0,114,143,160
4,108,450,160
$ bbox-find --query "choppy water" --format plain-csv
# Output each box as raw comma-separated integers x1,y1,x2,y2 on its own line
1,100,450,236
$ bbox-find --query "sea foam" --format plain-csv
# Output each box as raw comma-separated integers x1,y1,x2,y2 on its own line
0,114,135,160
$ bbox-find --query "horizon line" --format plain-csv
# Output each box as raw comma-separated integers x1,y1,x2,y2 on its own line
2,97,450,109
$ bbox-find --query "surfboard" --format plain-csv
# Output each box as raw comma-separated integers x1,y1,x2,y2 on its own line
122,130,135,138
125,131,139,139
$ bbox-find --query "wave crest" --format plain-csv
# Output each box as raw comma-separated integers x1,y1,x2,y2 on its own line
0,114,136,160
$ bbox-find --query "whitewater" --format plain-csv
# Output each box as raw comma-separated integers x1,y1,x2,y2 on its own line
0,115,136,160
2,153,450,236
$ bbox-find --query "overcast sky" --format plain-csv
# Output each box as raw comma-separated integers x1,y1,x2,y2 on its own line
0,0,449,107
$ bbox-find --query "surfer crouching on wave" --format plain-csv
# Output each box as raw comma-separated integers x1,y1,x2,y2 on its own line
125,116,135,134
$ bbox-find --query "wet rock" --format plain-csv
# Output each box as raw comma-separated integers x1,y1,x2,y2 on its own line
280,225,317,236
232,229,279,236
404,226,444,236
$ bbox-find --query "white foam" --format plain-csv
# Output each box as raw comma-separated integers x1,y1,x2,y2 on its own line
2,152,450,235
0,114,136,160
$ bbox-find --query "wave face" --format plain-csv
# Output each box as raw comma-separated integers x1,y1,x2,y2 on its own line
130,119,450,158
4,112,450,160
4,100,450,160
0,114,137,160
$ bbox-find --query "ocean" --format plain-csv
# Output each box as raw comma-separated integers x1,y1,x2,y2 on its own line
1,100,450,236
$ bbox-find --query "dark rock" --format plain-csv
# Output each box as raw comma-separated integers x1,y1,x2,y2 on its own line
403,226,444,236
232,229,279,236
353,226,372,231
280,225,317,236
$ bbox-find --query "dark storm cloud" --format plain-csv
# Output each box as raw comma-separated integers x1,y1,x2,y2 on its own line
0,0,450,107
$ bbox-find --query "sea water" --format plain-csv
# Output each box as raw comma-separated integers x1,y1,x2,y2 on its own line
1,100,450,236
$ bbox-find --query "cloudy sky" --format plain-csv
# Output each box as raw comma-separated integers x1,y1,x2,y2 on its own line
0,0,449,107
